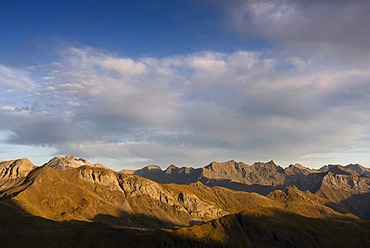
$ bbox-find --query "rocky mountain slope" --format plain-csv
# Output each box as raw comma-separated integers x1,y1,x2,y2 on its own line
44,155,106,170
134,160,324,194
1,162,224,228
1,156,370,247
0,158,36,191
134,160,370,219
0,156,358,228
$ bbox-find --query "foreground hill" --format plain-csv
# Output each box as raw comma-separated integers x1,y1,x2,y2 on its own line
0,202,369,248
172,207,370,248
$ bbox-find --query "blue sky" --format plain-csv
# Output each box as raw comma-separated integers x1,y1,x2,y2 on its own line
0,0,265,62
1,0,370,169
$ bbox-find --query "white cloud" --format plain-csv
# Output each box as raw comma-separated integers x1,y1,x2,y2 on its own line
1,44,370,168
100,58,147,75
0,64,36,91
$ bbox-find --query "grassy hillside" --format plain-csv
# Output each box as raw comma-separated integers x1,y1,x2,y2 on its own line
1,202,369,248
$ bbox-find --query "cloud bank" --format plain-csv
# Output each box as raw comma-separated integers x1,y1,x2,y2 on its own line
1,0,370,169
1,44,370,168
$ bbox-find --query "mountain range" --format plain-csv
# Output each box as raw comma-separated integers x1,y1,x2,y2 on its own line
1,156,370,247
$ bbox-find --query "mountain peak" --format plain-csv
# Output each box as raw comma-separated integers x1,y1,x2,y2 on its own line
345,164,370,176
0,158,36,180
165,164,179,174
45,156,88,170
205,160,239,170
253,160,277,166
44,156,105,170
285,163,314,175
144,165,162,170
319,164,356,175
252,160,281,171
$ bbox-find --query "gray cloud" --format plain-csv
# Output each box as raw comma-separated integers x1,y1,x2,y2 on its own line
209,0,370,71
1,43,370,169
225,0,370,46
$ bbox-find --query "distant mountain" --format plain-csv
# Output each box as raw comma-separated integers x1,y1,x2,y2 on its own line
1,156,370,247
135,160,288,194
345,163,370,176
134,160,324,194
133,159,370,219
316,172,370,219
319,164,358,175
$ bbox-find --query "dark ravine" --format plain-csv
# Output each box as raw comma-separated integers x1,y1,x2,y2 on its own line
1,156,370,247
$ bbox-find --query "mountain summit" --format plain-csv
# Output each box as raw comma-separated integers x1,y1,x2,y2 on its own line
44,156,106,170
1,156,370,247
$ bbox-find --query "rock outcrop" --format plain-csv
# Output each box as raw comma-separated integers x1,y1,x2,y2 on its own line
0,158,36,192
133,160,370,219
44,156,106,170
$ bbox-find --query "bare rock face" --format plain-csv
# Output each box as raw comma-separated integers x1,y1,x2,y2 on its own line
1,155,370,233
0,158,36,192
117,174,227,224
134,164,202,184
175,192,227,220
133,160,318,194
132,160,370,220
249,161,286,186
0,158,36,180
319,164,357,175
202,160,280,183
77,166,122,190
4,157,340,228
165,164,179,174
346,164,370,177
134,165,163,180
135,160,288,194
284,164,316,176
0,161,230,228
44,156,106,170
317,173,370,219
319,173,370,198
202,160,245,180
283,164,325,193
119,169,134,174
195,160,286,194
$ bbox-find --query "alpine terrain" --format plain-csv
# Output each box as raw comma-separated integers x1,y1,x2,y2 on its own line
0,156,370,247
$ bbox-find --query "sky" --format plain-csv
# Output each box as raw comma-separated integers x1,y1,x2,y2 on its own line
1,0,370,170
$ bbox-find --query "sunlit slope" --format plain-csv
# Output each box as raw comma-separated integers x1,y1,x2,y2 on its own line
1,202,369,248
173,207,370,248
0,157,356,230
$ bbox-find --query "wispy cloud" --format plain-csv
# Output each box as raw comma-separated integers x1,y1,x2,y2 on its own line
0,64,36,91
